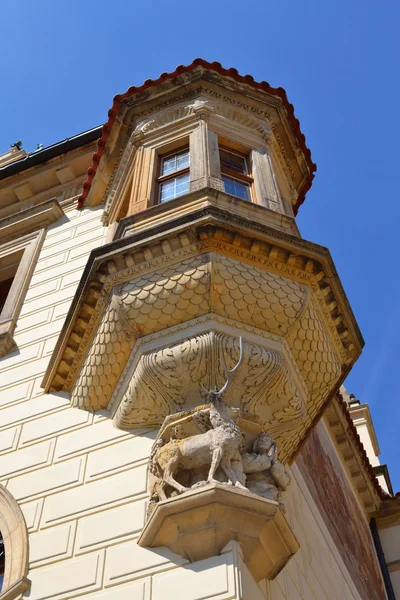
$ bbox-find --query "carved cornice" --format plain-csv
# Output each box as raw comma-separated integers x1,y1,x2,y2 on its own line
133,95,271,141
324,395,383,514
0,198,64,244
85,72,314,214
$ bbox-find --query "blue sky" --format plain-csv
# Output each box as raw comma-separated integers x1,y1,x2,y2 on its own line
1,0,399,489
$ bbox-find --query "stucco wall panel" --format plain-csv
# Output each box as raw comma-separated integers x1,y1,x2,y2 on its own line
28,550,104,600
29,521,76,567
104,539,186,587
8,456,85,501
20,497,43,532
54,419,134,461
85,433,156,481
75,499,147,554
41,466,147,527
151,553,236,600
20,407,92,446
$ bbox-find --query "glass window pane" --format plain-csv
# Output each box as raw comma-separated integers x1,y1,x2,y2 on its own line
176,150,190,170
160,173,190,203
162,149,189,176
175,173,190,197
160,179,176,202
222,176,251,201
161,155,177,176
219,149,247,174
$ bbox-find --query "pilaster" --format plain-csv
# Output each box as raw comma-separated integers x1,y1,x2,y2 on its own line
190,109,224,193
252,145,284,214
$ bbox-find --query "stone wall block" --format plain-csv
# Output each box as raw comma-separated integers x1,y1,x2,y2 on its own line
41,466,147,527
75,499,146,554
7,456,85,501
20,407,93,447
20,498,43,532
104,538,186,587
151,552,236,600
0,439,54,479
28,550,104,600
29,521,76,568
85,433,156,481
54,420,134,462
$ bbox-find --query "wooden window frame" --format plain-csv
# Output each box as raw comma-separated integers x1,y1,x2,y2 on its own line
157,147,190,204
219,146,254,201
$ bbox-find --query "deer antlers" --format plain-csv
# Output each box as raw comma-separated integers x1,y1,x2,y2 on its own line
202,337,244,397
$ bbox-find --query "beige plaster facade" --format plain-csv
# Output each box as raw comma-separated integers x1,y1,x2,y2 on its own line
0,60,398,600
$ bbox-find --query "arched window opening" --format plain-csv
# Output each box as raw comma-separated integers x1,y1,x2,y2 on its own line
0,487,30,597
0,531,4,591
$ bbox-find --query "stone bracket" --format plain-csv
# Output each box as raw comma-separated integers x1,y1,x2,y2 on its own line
138,483,298,582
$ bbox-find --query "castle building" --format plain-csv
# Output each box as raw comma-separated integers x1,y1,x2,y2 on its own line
0,59,399,600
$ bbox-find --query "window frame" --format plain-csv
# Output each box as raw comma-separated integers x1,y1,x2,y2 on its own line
219,146,254,202
157,147,190,204
0,230,45,359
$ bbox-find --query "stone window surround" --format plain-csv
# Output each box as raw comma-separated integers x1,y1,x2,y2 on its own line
106,96,293,225
0,486,30,600
0,230,45,359
140,108,286,215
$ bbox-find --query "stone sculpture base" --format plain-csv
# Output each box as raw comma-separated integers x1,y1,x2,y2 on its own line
138,483,299,582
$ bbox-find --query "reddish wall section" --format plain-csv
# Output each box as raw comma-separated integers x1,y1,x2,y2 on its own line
297,422,385,600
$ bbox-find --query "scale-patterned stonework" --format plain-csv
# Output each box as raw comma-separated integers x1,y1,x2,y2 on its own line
68,251,343,463
70,254,309,411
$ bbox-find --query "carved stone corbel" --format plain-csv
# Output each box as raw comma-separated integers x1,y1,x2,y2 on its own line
139,392,298,581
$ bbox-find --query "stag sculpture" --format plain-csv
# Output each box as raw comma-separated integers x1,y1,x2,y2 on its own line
151,338,246,496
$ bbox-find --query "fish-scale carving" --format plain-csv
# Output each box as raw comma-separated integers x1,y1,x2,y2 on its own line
71,256,210,410
120,256,209,331
213,256,308,334
286,297,341,405
71,299,133,410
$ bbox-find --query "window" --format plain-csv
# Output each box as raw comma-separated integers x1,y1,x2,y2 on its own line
0,278,14,315
219,147,253,201
0,231,44,359
0,487,30,597
158,149,190,203
0,250,22,318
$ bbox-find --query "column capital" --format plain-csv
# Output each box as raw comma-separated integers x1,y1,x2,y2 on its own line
192,103,214,122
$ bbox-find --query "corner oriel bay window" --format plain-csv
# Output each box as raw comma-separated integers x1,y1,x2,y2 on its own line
158,148,190,203
220,147,253,201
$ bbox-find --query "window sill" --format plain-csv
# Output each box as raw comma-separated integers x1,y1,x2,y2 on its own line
114,186,300,241
0,577,31,600
0,319,16,359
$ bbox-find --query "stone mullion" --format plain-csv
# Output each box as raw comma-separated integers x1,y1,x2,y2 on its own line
128,143,154,214
190,115,224,193
251,146,285,214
